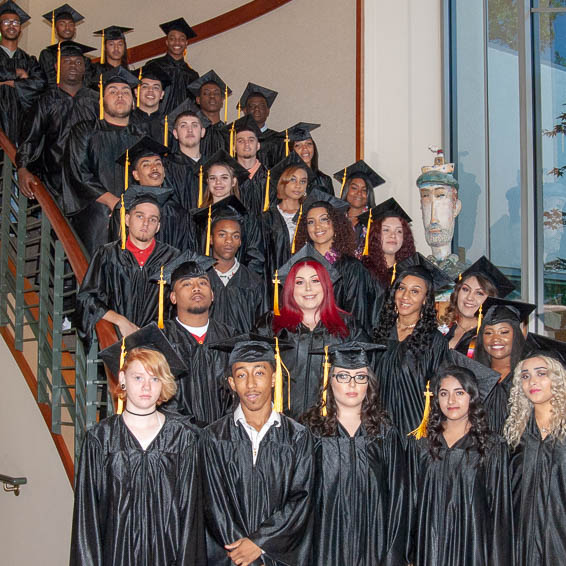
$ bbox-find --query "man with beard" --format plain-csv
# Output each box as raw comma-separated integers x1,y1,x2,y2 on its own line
16,40,97,205
76,186,179,348
0,1,46,143
62,66,145,256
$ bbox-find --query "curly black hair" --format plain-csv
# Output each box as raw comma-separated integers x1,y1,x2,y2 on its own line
294,201,356,257
426,365,492,462
299,366,390,436
373,272,439,356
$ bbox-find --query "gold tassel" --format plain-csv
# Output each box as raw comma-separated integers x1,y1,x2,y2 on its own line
237,102,241,119
321,345,330,416
183,47,187,59
229,121,235,157
285,129,289,157
56,42,61,84
136,68,142,107
224,85,228,122
408,381,433,439
263,170,271,212
273,270,281,316
117,337,127,414
362,208,372,256
273,337,283,412
458,272,462,281
124,149,129,191
476,304,483,335
157,265,165,329
100,29,105,64
291,204,302,254
120,194,126,249
339,167,347,198
51,11,56,44
390,262,397,285
163,115,168,147
198,165,204,207
205,205,212,256
99,74,104,120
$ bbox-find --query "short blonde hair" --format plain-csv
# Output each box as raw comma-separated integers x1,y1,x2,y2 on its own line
117,347,177,405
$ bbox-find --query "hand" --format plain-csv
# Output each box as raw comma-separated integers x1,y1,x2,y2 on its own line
17,167,39,199
0,80,15,87
15,68,28,79
115,316,139,338
225,538,262,566
96,192,120,214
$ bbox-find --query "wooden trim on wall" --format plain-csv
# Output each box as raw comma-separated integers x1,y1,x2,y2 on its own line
356,0,364,160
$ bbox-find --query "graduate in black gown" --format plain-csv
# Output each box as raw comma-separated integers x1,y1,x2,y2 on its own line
373,253,451,436
71,324,205,566
254,244,369,419
474,297,535,433
504,349,566,566
16,40,97,205
439,256,515,356
146,18,199,115
76,186,179,348
86,25,132,86
293,189,383,333
301,342,411,566
409,364,513,566
0,2,46,143
201,337,314,566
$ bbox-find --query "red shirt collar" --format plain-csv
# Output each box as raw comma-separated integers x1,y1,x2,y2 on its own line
125,237,156,267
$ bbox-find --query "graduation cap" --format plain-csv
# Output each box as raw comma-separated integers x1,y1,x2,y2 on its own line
394,252,453,291
46,39,93,57
188,69,232,98
150,250,216,287
201,149,249,186
277,243,340,285
296,188,349,221
101,66,140,89
0,1,29,24
270,152,315,187
116,136,168,169
159,17,196,39
456,256,515,299
166,98,210,130
333,160,385,201
359,197,412,226
136,62,171,88
480,297,536,326
94,26,133,66
523,332,566,368
98,322,187,377
43,4,83,22
120,185,172,212
226,114,262,139
287,122,320,142
239,82,278,109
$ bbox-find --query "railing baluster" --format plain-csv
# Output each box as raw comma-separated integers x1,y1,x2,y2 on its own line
37,213,52,404
0,153,12,327
13,191,28,350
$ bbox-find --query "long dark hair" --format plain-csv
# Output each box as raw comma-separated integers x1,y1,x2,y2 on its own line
300,366,389,436
474,317,525,371
373,272,439,356
290,137,320,172
427,365,491,462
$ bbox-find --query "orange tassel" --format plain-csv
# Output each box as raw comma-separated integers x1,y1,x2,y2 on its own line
273,270,281,316
198,165,204,207
390,262,397,285
408,381,433,439
120,195,126,250
205,205,212,256
117,337,127,414
263,170,271,212
157,266,165,329
291,204,302,254
124,149,129,191
339,167,347,198
476,304,483,335
362,208,372,256
321,345,330,416
273,337,283,412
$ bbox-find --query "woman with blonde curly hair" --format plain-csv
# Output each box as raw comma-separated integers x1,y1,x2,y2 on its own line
504,352,566,566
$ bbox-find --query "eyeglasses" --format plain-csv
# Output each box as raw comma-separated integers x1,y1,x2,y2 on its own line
333,373,369,384
1,19,21,26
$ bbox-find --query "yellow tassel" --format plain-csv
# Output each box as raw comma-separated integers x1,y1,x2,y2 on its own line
117,396,124,414
321,345,330,416
99,74,104,120
183,47,187,59
100,29,105,64
291,204,302,254
120,194,126,250
285,129,289,157
273,270,280,316
237,102,241,119
51,11,56,44
390,262,397,285
136,68,142,107
458,272,462,281
157,265,165,329
56,42,61,85
273,337,283,412
408,381,433,439
163,115,168,147
476,304,483,335
117,337,127,415
339,167,347,198
124,149,129,191
229,121,235,157
224,85,228,122
263,170,271,212
205,205,212,256
198,165,203,207
362,208,372,256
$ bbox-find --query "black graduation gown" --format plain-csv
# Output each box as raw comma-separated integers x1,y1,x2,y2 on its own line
70,412,205,566
161,318,234,426
311,422,410,566
164,152,203,212
75,240,179,347
200,120,228,156
374,330,449,436
257,128,285,169
253,312,369,419
0,47,46,143
201,413,314,566
239,163,271,217
444,324,477,356
261,201,293,285
310,169,334,195
511,416,566,566
38,47,92,87
145,54,199,115
410,433,513,566
129,106,166,143
85,62,129,87
483,371,513,434
16,86,98,205
209,264,267,334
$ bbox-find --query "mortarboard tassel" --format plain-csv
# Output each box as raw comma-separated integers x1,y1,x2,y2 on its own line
237,102,241,119
99,74,104,120
117,337,127,414
224,85,228,122
321,345,330,416
458,272,462,281
273,337,284,412
120,194,126,250
339,167,347,199
205,205,212,256
183,47,187,60
390,262,397,285
56,42,61,85
163,115,168,147
476,303,483,335
273,270,281,316
408,381,433,439
263,170,271,212
285,129,289,157
198,165,204,207
157,265,165,329
124,149,129,191
291,204,302,254
100,29,105,64
229,121,235,157
136,68,142,107
51,11,56,45
362,208,372,256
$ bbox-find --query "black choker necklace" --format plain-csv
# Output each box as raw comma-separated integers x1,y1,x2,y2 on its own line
125,408,157,417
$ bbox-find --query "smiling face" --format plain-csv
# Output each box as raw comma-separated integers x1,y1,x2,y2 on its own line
306,206,334,251
293,265,324,314
165,30,188,59
381,216,404,257
482,322,514,360
331,366,369,412
394,274,427,318
132,155,164,187
138,78,164,112
119,359,163,413
207,164,236,202
0,13,21,41
55,17,76,40
521,357,553,406
170,275,213,315
294,139,314,166
345,177,368,210
228,361,275,413
457,275,489,319
438,375,471,422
